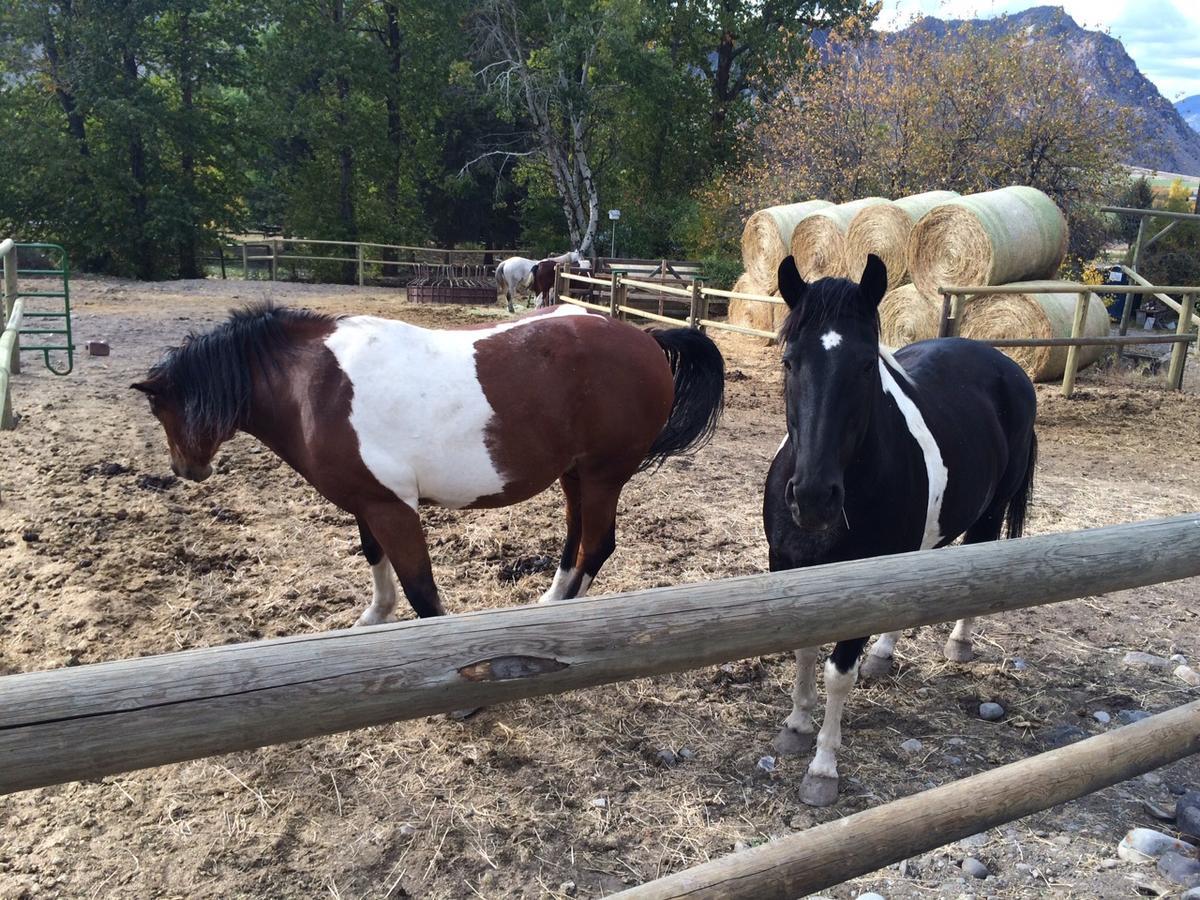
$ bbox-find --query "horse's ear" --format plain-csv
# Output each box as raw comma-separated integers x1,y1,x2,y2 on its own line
777,256,807,310
860,254,887,308
130,381,155,395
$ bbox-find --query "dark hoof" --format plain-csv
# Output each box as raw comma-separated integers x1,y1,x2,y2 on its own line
944,639,974,663
772,726,815,756
859,653,893,679
448,707,483,721
799,772,840,807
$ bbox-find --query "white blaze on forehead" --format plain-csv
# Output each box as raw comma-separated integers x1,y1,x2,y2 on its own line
820,330,842,350
325,305,592,510
878,358,947,550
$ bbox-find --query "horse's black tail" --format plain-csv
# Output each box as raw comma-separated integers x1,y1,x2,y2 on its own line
1004,432,1037,539
640,328,726,472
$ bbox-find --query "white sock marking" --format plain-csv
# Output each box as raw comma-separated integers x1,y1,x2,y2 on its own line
539,566,580,603
356,560,400,626
949,617,975,644
784,647,819,735
806,658,858,780
820,329,842,350
878,358,947,549
326,306,593,510
868,630,900,662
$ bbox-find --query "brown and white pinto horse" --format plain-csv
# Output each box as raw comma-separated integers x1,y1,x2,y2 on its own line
133,303,724,624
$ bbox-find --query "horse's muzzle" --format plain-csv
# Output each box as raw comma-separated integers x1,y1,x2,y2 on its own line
171,460,213,482
786,477,844,531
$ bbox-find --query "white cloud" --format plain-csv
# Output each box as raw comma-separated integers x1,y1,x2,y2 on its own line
877,0,1200,100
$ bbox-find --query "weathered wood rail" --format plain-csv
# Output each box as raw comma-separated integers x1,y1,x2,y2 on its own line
612,699,1200,899
3,514,1200,796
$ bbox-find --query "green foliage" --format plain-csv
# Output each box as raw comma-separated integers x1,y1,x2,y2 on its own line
1117,176,1155,241
1140,179,1200,287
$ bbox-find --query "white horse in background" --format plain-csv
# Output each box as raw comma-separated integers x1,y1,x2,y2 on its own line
496,250,581,312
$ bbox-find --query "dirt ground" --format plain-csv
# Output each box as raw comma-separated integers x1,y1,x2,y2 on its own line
2,275,1199,900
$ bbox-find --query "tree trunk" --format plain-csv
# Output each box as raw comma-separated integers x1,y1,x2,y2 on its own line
42,3,89,158
124,47,152,280
333,0,357,284
177,7,200,279
383,3,403,277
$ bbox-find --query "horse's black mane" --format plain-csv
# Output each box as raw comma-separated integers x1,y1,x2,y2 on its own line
146,302,335,440
777,278,881,345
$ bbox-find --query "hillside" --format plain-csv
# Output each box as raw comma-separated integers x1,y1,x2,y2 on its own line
901,7,1200,175
1177,95,1200,133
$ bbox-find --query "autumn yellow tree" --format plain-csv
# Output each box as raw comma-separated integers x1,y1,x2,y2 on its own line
704,19,1130,259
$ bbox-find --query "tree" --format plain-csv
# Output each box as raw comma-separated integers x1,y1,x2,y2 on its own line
711,20,1130,260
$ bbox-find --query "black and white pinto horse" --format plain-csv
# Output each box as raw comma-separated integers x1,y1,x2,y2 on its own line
765,254,1037,807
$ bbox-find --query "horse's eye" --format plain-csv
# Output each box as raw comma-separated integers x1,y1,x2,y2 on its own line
782,358,793,372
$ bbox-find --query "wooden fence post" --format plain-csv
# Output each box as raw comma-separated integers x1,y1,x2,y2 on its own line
356,244,364,287
609,272,620,317
937,292,953,338
270,240,278,281
689,279,701,329
1167,292,1195,390
1061,292,1090,398
554,265,566,304
241,244,249,280
948,293,964,337
217,244,226,280
4,247,20,376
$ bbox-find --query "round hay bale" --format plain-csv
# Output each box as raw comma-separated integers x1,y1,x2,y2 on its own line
880,284,943,348
845,191,960,290
960,286,1109,382
790,197,890,282
741,200,833,292
727,273,787,338
907,186,1068,299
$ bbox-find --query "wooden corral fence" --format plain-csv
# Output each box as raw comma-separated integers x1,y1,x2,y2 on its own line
936,282,1198,397
206,238,528,285
3,515,1200,896
1,239,23,430
557,268,779,340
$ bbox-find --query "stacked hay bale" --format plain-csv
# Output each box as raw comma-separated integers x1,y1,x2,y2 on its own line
907,186,1069,299
960,286,1109,382
845,191,959,289
789,197,890,281
726,273,787,338
741,200,832,292
878,186,1101,382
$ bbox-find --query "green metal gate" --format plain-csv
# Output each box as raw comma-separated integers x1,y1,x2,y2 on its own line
14,243,74,375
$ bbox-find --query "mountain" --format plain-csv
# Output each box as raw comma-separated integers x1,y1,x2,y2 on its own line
1177,95,1200,133
899,7,1200,175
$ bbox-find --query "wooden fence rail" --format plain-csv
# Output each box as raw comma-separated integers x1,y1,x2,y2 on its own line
613,699,1200,900
936,282,1199,397
2,514,1200,796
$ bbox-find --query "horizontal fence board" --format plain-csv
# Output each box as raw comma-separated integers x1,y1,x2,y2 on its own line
613,699,1200,900
2,516,1200,794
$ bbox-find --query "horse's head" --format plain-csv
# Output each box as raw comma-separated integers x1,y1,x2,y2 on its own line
131,369,221,482
776,253,888,530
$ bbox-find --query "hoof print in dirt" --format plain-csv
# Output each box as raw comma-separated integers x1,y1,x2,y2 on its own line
136,473,178,492
1038,723,1086,748
80,461,132,480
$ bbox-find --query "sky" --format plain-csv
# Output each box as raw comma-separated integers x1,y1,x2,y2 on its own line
878,0,1200,101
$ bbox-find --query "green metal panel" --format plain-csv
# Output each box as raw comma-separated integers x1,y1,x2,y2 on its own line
14,243,73,375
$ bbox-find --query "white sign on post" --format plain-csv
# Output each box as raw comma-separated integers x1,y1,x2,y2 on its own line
608,209,621,220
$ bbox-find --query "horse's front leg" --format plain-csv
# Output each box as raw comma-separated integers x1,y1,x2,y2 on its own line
358,501,445,621
860,630,901,678
800,637,867,807
773,647,818,755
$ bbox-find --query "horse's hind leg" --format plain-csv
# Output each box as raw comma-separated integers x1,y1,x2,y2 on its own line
354,517,400,626
943,509,1005,662
560,470,625,600
540,470,582,603
800,637,868,807
861,630,901,678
